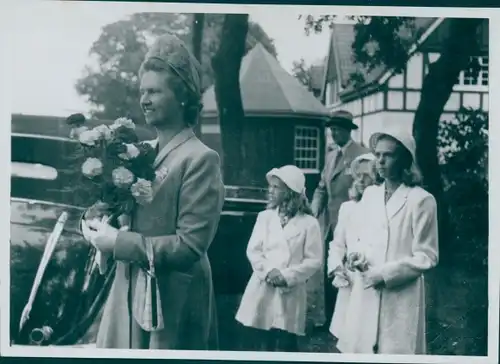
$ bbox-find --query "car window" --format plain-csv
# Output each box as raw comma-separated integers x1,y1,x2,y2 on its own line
11,162,58,181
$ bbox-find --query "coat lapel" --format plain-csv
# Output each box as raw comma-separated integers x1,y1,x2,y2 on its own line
385,184,411,220
282,215,301,241
153,128,195,169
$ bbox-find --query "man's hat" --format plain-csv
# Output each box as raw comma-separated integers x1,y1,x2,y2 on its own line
325,110,358,130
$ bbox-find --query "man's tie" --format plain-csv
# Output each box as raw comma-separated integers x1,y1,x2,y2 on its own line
333,149,343,169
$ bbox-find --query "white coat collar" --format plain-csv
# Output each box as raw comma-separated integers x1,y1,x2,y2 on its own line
382,182,411,220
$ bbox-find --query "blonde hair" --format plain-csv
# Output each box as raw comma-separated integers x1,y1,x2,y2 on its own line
267,186,313,218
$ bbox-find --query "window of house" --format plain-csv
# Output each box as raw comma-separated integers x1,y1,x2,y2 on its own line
457,56,489,87
294,126,320,173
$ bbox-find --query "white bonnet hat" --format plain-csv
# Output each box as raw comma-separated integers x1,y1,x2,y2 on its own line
266,165,306,194
350,153,376,176
369,128,416,163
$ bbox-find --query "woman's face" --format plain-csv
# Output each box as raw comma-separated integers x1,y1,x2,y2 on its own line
139,70,183,127
374,137,403,181
267,176,288,205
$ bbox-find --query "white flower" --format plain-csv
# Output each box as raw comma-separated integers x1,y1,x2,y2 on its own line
81,158,103,178
110,117,136,130
78,129,101,146
130,178,153,205
69,126,89,140
118,143,140,160
155,167,169,182
111,166,135,188
93,124,114,141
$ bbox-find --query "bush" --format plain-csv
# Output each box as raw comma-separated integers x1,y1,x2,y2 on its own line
438,106,488,270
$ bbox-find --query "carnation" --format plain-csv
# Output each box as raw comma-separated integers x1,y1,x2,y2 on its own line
130,178,153,205
81,158,103,178
93,124,114,141
118,143,141,160
79,129,101,146
111,117,136,130
112,166,135,188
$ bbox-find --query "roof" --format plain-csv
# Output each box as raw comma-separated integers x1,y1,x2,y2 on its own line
322,18,439,99
202,43,330,119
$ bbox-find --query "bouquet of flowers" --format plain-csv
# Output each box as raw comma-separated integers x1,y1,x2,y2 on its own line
346,251,369,273
66,114,157,230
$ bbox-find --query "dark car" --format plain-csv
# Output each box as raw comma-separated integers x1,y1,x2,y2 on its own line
10,114,266,346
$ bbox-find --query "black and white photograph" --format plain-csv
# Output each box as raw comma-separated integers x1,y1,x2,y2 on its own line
1,1,497,363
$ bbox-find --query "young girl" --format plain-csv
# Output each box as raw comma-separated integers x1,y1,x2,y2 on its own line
235,165,322,352
326,153,380,350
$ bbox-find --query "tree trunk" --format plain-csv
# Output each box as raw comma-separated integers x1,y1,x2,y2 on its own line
211,14,249,186
191,13,205,138
412,18,482,352
413,18,482,264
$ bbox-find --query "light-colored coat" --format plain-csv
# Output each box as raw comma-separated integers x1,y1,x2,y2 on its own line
311,141,368,238
96,128,225,349
338,183,439,354
235,209,322,335
326,200,361,339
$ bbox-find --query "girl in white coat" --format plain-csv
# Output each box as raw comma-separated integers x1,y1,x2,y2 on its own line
339,128,439,354
235,165,322,352
326,153,380,345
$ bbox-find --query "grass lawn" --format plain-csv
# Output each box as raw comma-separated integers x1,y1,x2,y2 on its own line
80,266,487,355
217,266,488,355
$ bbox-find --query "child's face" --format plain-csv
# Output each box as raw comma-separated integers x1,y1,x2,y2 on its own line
267,176,288,205
354,160,375,190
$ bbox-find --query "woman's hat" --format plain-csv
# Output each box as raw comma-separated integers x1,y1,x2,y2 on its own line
266,165,306,194
350,153,376,176
369,128,416,163
325,110,358,130
141,32,202,100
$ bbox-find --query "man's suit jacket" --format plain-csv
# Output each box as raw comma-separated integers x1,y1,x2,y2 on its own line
96,128,225,350
311,140,369,239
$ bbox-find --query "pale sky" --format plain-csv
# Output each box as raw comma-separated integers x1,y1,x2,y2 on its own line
6,2,333,117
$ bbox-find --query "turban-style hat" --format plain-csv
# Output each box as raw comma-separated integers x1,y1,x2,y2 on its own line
141,32,202,100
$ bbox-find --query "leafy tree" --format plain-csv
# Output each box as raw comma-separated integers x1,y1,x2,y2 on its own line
291,58,313,89
75,12,277,124
302,16,484,262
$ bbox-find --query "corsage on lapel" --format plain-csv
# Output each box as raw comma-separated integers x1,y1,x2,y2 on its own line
155,166,169,183
344,159,354,175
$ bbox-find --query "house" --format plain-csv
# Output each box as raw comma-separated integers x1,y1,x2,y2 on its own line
201,43,330,195
320,17,489,146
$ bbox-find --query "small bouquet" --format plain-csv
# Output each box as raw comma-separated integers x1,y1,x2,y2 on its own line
346,251,369,273
67,114,157,231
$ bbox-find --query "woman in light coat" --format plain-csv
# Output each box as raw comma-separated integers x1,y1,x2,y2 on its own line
235,165,322,352
326,153,380,344
339,128,439,354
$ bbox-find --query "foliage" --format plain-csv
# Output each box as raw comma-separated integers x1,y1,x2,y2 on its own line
438,107,488,270
291,58,313,89
302,16,418,88
76,13,277,123
67,116,157,227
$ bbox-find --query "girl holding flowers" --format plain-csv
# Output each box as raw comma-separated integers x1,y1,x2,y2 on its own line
326,153,380,351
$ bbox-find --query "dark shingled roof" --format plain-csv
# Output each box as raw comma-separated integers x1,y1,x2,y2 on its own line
202,43,330,119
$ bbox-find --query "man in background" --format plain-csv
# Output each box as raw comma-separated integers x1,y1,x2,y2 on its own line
311,110,368,329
